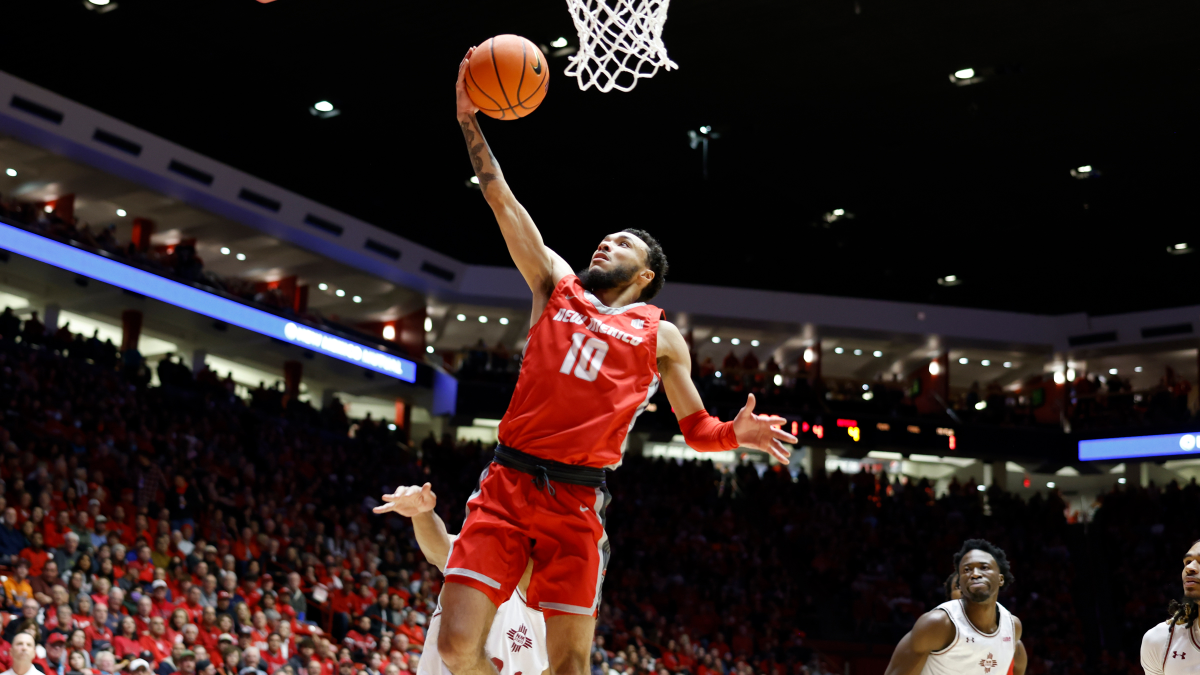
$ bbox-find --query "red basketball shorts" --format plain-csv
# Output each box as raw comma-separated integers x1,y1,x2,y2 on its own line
444,463,612,619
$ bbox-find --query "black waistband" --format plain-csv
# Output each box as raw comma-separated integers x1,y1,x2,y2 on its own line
493,444,608,494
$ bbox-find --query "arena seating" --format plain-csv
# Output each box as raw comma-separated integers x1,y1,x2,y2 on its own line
0,308,1175,675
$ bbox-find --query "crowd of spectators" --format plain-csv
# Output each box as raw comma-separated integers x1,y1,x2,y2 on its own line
4,304,1166,675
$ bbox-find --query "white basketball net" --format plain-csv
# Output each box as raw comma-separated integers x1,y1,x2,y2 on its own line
563,0,678,93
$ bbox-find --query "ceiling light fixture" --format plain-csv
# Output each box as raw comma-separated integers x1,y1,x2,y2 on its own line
714,371,722,379
834,347,844,354
1003,361,1013,368
352,296,362,303
938,275,962,287
335,289,345,297
236,253,246,261
456,314,466,321
949,68,982,86
954,68,975,79
730,338,740,345
318,283,327,290
220,247,231,255
929,360,941,376
981,359,990,366
550,37,569,48
116,209,127,217
4,169,16,177
382,325,395,340
1070,165,1098,179
1168,242,1194,255
750,340,759,347
478,316,488,323
1135,366,1143,373
1067,368,1076,381
1047,481,1056,489
711,336,721,343
773,374,782,386
426,345,435,354
424,317,432,332
310,100,340,119
84,0,118,13
853,349,863,356
873,350,882,357
44,205,53,213
959,357,968,365
499,317,509,325
1109,368,1118,375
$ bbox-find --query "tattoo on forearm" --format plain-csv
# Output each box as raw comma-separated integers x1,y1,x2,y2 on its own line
460,118,498,193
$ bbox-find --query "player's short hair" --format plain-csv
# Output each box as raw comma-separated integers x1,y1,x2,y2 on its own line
622,228,668,302
952,538,1014,589
943,572,959,599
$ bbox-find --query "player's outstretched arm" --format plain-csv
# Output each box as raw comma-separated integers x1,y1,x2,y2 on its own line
456,48,571,302
883,610,956,675
657,321,797,463
372,483,455,572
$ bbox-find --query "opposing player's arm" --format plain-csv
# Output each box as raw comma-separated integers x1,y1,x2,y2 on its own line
372,483,455,572
882,610,956,675
657,321,796,463
1013,617,1026,675
456,48,572,304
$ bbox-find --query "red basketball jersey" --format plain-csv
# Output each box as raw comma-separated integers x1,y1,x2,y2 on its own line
498,275,662,469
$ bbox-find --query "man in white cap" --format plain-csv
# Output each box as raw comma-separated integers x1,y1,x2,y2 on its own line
129,659,153,675
2,632,44,675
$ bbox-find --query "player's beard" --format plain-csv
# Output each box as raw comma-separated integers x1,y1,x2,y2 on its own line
578,262,638,294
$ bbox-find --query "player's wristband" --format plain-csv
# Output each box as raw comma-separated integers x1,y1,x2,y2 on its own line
678,410,739,452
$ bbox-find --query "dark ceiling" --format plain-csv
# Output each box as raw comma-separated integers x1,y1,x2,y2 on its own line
3,0,1197,316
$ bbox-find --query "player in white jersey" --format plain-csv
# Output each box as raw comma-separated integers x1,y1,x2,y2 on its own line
884,539,1027,675
1140,539,1200,674
374,483,549,675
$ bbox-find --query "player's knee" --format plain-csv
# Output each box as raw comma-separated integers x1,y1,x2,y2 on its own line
437,624,483,672
548,649,589,675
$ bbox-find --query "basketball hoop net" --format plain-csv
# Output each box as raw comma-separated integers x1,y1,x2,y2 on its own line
563,0,678,93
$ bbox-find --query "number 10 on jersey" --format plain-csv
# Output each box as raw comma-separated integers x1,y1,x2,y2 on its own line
560,332,609,382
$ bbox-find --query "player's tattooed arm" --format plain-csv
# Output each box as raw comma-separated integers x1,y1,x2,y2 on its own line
883,610,956,675
455,47,572,305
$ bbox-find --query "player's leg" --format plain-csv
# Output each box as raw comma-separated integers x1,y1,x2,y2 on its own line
436,583,499,675
544,615,595,675
439,465,532,675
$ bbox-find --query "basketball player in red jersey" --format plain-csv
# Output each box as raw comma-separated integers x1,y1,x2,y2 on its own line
420,47,798,675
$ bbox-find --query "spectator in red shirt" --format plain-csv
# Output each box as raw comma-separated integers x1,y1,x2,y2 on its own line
394,614,423,649
133,596,157,634
177,585,206,624
342,617,376,660
261,634,287,674
139,616,173,666
18,532,49,579
86,602,114,652
35,633,68,675
149,580,175,616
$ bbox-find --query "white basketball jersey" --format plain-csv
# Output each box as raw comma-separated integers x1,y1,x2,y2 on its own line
1141,620,1200,674
420,588,548,675
919,599,1016,675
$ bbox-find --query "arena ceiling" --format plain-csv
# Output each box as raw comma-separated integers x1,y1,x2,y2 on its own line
2,0,1196,316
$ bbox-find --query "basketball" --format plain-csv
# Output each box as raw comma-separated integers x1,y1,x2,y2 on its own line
465,34,549,120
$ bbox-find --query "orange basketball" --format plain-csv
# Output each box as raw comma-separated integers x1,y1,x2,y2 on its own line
466,35,549,120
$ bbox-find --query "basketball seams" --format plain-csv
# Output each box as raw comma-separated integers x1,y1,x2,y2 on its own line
516,74,548,109
513,39,528,117
467,56,509,120
490,37,518,118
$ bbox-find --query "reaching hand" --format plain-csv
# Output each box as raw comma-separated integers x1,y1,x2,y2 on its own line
373,483,437,517
731,393,798,464
456,47,480,117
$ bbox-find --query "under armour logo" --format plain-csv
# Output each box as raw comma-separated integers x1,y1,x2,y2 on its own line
979,653,998,673
1174,651,1187,659
507,624,533,652
631,319,644,329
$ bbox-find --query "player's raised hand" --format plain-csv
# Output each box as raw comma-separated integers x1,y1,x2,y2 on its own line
373,482,437,517
456,47,479,117
731,393,797,464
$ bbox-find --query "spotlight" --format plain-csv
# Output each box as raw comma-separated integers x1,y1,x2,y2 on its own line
1168,242,1194,255
1134,366,1143,373
352,296,362,303
469,176,480,185
872,350,882,357
1047,481,1056,489
1003,361,1013,368
937,275,962,287
426,345,435,354
236,253,246,261
823,209,853,223
715,371,722,378
4,169,16,177
1109,368,1117,375
424,317,433,332
834,347,844,354
861,384,869,391
550,37,569,48
387,423,397,431
83,0,118,13
949,68,982,86
750,340,759,347
499,317,509,325
456,314,466,321
981,359,990,366
220,247,231,255
335,289,345,297
976,485,985,492
1067,368,1076,381
975,401,987,411
773,374,782,386
929,360,941,376
478,316,488,323
730,338,740,345
959,357,968,365
853,349,862,356
711,336,721,343
954,68,975,79
1118,478,1126,484
116,209,127,217
318,283,328,290
382,325,395,340
1070,165,1098,179
44,205,53,214
310,101,341,119
1053,371,1066,385
803,348,815,364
